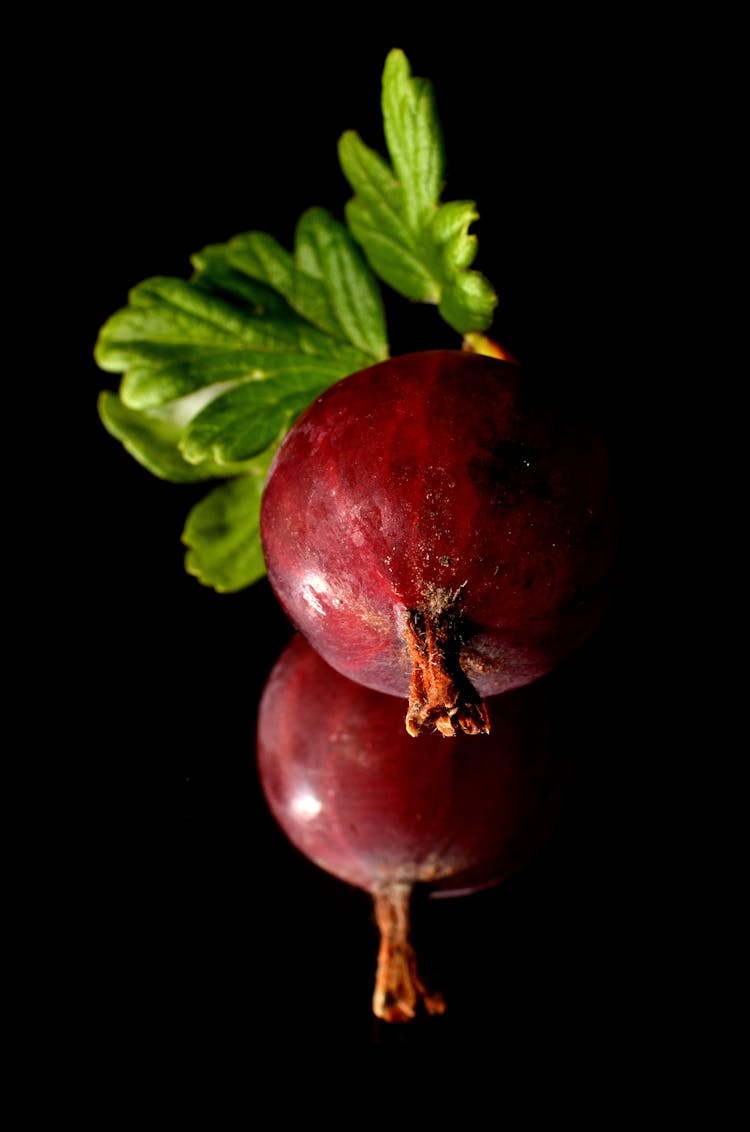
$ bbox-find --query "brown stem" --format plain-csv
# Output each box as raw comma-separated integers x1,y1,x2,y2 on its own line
372,882,446,1022
403,589,490,738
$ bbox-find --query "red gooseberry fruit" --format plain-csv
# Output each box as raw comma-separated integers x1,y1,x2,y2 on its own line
256,633,571,1021
260,350,619,737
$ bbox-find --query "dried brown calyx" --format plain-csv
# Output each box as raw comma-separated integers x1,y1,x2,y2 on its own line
404,587,491,738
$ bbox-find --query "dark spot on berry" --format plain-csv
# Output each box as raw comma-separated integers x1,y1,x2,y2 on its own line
468,441,553,505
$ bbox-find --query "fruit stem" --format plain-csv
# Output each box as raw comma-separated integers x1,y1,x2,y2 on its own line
372,882,445,1022
404,592,491,738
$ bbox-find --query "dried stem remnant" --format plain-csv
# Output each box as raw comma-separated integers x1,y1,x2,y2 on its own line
372,883,445,1022
404,588,491,738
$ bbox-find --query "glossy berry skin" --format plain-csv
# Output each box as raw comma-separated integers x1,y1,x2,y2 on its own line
256,634,570,897
260,351,618,733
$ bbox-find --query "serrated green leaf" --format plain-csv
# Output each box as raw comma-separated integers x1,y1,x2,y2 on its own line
98,390,253,483
181,367,334,465
339,48,497,335
227,208,387,361
227,230,332,332
439,269,498,335
381,47,444,233
96,197,393,592
191,244,291,316
341,158,439,303
432,201,480,269
182,458,273,592
337,132,407,232
96,275,369,411
294,209,388,360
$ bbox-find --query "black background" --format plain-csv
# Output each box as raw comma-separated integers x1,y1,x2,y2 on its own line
62,16,688,1101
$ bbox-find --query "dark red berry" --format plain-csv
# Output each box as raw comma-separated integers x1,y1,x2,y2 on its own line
261,350,619,736
256,634,570,1019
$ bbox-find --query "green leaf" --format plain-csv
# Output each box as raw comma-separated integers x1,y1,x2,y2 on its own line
98,390,252,483
191,244,292,317
381,47,444,233
96,275,368,411
96,199,391,591
294,209,388,361
339,48,497,335
182,455,274,592
227,208,388,361
181,368,333,465
339,132,437,303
